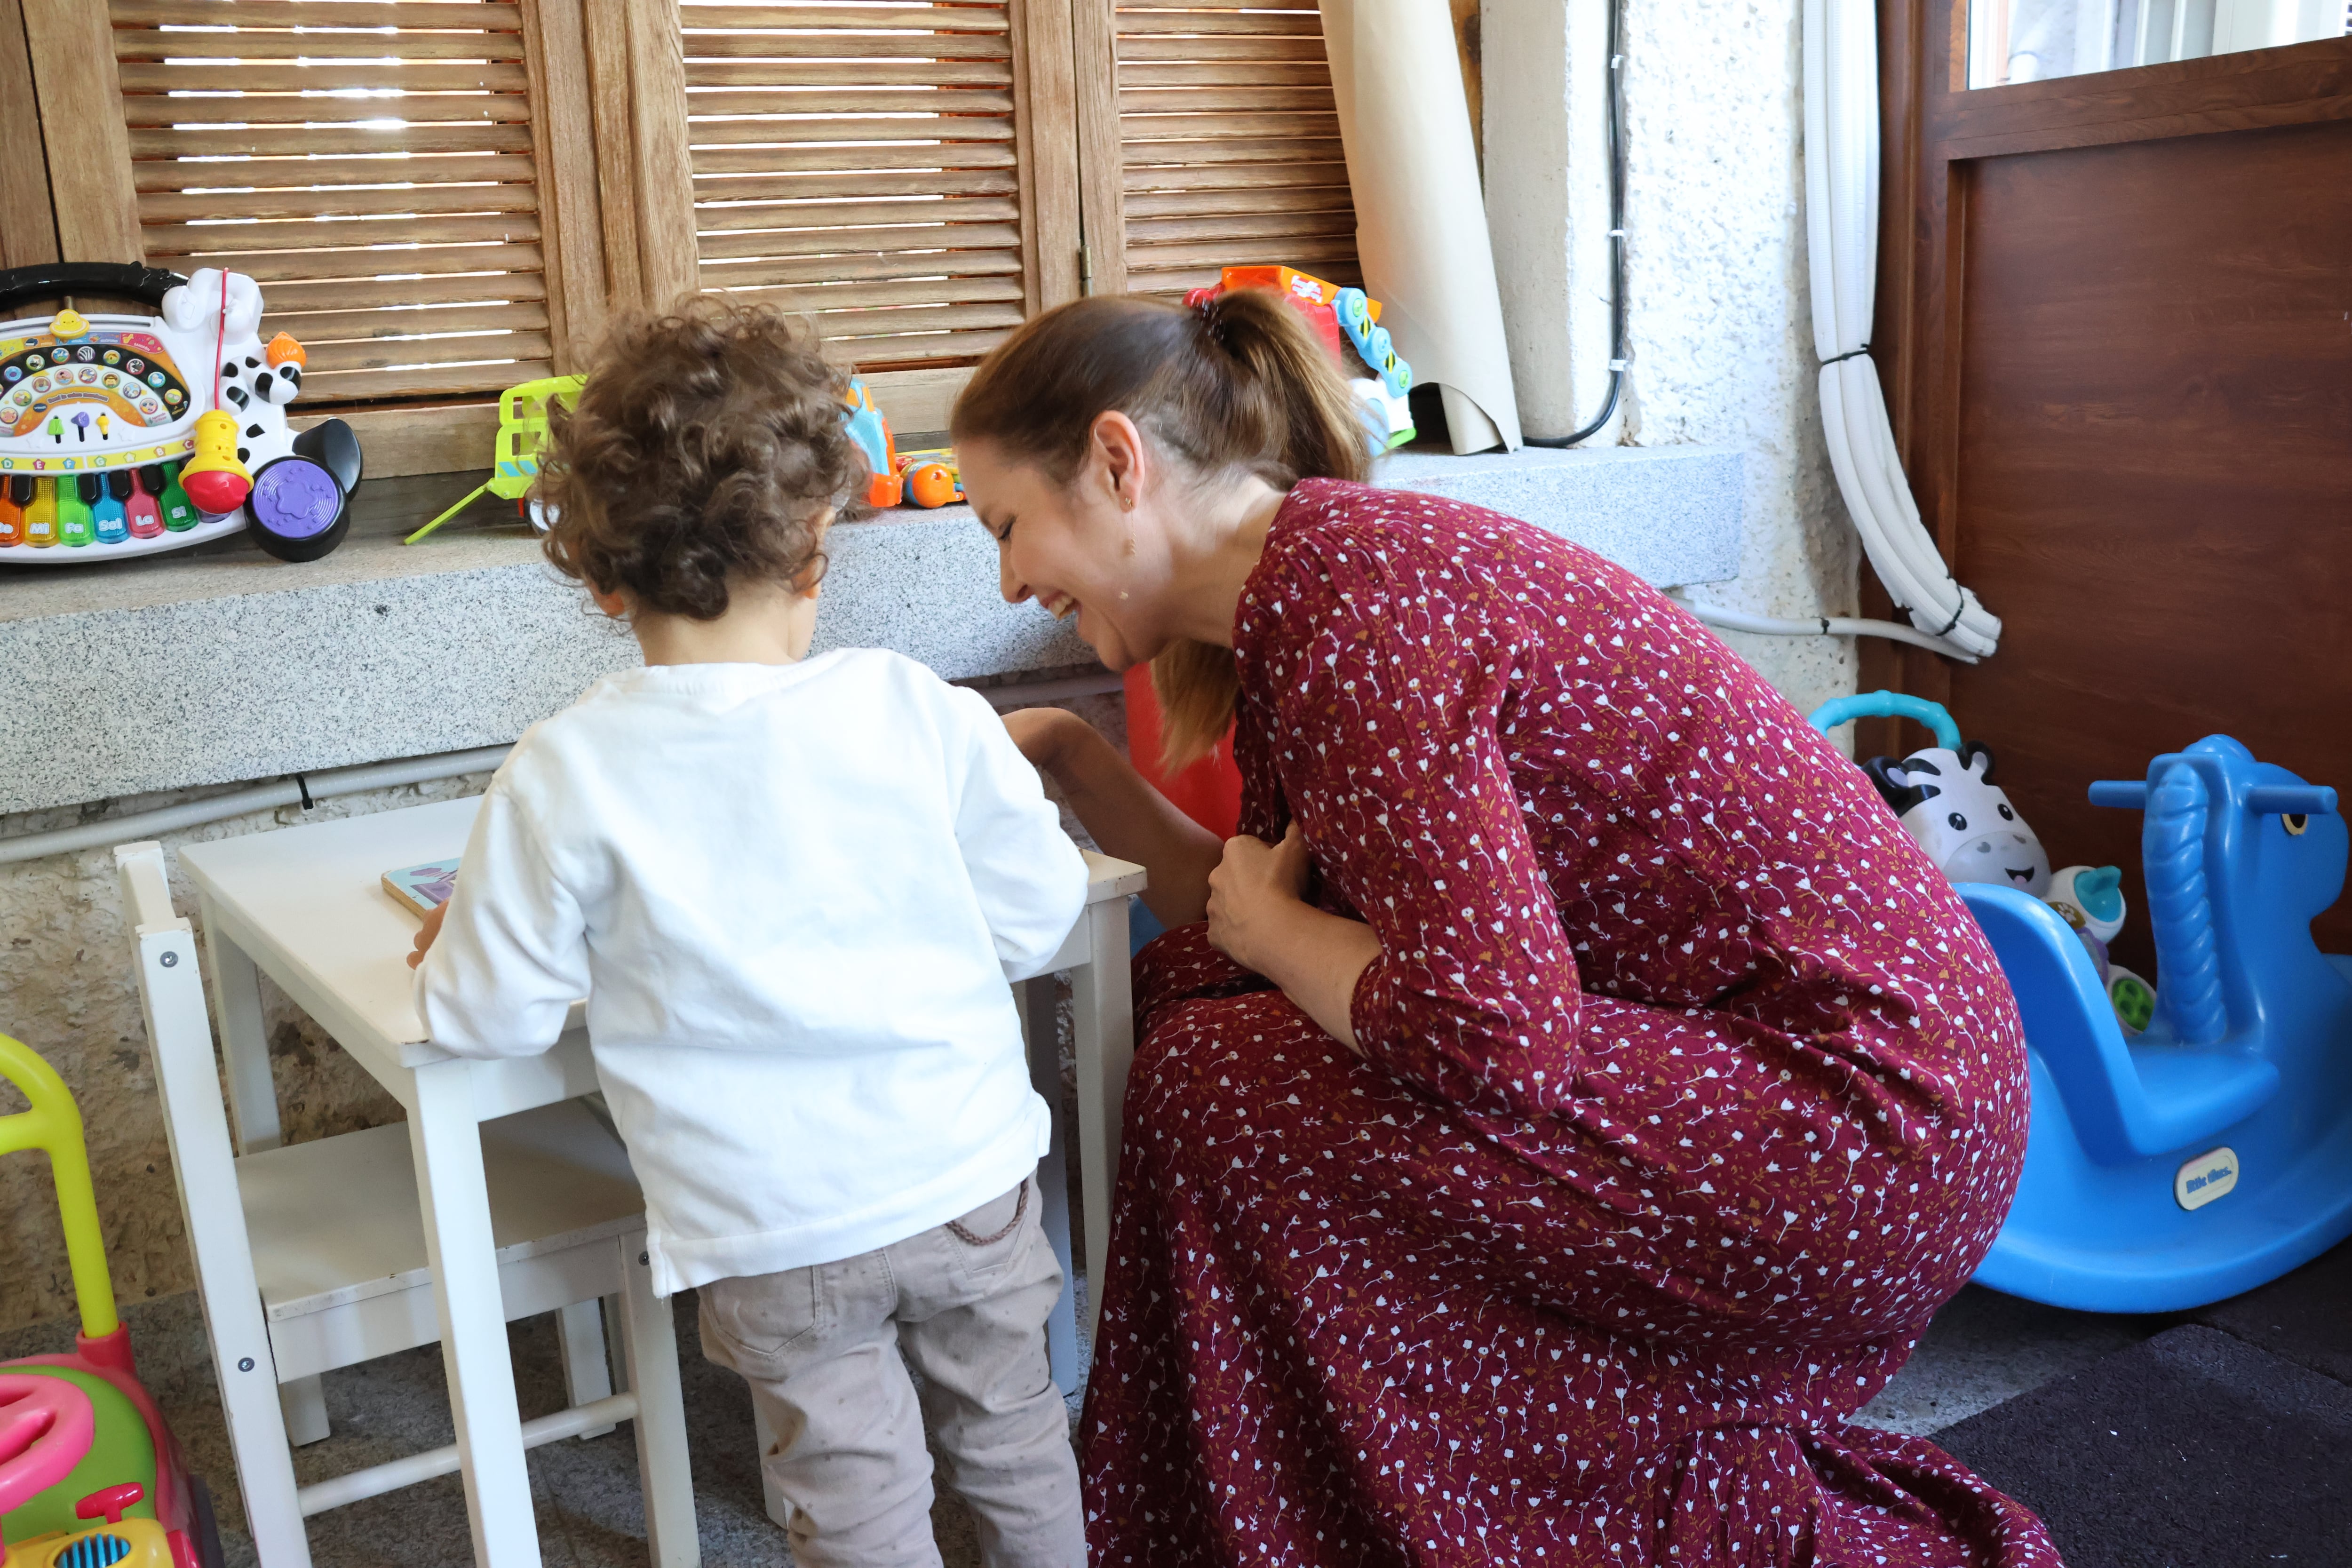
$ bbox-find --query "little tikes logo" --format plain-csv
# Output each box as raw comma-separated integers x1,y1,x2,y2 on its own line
2175,1147,2239,1211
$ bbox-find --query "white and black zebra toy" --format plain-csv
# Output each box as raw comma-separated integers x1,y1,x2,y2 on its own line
1860,742,2054,898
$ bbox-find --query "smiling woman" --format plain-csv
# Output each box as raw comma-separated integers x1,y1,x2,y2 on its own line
952,292,2062,1568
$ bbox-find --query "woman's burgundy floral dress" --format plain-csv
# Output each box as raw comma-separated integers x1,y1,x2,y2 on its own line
1081,480,2057,1567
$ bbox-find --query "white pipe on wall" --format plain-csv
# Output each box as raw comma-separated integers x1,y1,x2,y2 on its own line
0,673,1124,865
1679,600,1979,658
0,746,516,866
1805,0,2002,661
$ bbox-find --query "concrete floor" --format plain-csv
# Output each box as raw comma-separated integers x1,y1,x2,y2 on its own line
0,1273,2152,1568
1855,1284,2176,1437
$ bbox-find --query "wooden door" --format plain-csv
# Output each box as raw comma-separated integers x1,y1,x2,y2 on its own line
1864,11,2352,966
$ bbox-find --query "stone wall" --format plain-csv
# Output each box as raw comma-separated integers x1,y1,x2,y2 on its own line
1485,0,1859,722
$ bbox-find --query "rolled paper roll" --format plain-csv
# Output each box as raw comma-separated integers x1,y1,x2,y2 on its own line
180,408,252,513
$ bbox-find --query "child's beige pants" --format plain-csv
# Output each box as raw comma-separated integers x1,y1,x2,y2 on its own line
696,1176,1083,1568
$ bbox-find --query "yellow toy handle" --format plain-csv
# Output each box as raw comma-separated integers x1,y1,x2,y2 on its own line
0,1035,119,1341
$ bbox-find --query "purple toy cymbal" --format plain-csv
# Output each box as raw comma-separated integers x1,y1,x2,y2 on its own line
247,454,348,562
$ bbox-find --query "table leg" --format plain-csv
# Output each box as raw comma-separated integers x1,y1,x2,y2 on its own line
556,1300,617,1439
279,1375,330,1447
407,1063,541,1568
199,906,282,1154
1020,974,1081,1396
1071,898,1135,1344
617,1238,700,1568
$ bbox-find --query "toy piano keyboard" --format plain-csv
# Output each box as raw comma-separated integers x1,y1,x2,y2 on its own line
0,263,361,566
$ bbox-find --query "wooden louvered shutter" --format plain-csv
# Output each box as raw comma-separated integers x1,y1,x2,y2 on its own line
669,1,1082,420
106,0,562,405
1078,0,1359,302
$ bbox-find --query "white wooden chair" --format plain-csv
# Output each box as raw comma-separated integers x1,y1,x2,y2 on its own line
117,842,697,1567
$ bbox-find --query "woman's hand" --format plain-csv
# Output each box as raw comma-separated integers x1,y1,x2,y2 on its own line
406,900,447,971
1207,823,1380,1054
1205,823,1313,973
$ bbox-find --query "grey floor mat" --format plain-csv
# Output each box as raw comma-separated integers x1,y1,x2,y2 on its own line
2191,1240,2352,1387
1935,1324,2351,1568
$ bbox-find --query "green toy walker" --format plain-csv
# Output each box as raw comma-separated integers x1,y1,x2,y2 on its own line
0,1033,223,1568
403,373,587,544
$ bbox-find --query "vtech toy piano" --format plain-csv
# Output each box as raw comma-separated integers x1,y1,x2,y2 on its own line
0,263,362,566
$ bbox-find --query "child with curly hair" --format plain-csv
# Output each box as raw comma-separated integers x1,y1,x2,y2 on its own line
409,299,1089,1568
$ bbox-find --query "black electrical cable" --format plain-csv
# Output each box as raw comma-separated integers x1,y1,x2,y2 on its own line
1525,0,1629,448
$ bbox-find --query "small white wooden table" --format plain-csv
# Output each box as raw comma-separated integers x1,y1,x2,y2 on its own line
176,795,1142,1568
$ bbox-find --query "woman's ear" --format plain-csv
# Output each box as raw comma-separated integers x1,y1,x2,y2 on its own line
588,583,630,621
1089,410,1149,511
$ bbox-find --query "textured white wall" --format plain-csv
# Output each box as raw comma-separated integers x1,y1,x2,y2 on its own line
1485,0,1859,719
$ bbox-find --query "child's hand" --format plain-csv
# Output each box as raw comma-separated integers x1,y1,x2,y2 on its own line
406,901,448,970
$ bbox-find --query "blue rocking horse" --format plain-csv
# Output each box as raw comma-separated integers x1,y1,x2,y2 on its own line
1812,695,2352,1312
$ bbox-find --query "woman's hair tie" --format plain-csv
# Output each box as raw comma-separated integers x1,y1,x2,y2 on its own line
1186,287,1233,353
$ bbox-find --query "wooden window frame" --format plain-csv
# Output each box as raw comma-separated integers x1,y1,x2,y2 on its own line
9,0,1367,474
639,0,1086,433
1857,0,2352,758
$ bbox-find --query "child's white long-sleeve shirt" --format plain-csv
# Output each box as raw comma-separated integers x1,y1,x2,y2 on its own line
413,651,1089,1297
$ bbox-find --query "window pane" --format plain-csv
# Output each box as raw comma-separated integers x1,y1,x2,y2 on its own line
1967,0,2352,88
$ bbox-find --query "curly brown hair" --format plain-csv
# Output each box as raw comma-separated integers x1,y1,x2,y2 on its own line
538,298,869,621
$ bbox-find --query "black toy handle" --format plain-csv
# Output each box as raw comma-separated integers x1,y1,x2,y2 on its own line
0,263,189,317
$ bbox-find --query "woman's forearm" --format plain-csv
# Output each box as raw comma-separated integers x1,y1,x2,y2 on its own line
1250,901,1382,1054
1034,713,1222,926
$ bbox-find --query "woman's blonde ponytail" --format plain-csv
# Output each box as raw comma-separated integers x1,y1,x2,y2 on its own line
1147,288,1369,770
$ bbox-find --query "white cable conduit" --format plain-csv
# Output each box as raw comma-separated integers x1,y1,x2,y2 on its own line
0,671,1124,865
1679,600,1976,657
1799,0,2001,661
